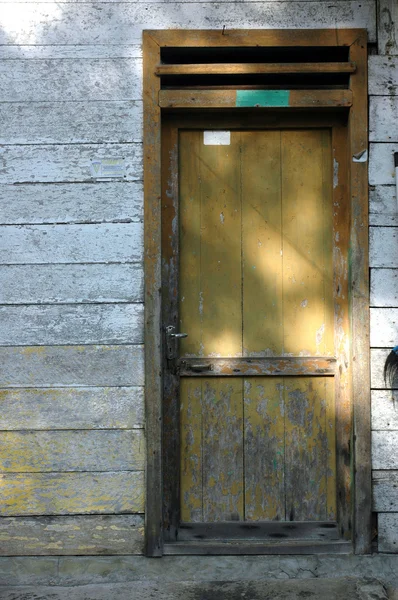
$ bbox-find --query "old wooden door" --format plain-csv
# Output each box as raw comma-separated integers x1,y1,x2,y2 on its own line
162,116,351,552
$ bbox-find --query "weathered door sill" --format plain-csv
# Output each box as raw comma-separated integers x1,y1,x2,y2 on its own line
163,540,352,555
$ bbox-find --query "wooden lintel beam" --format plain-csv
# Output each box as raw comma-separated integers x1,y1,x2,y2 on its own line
159,89,353,109
156,62,356,76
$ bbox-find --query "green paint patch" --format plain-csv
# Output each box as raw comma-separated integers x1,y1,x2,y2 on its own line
236,90,290,107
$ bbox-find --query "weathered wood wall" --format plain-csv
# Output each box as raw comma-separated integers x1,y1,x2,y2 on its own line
0,0,396,556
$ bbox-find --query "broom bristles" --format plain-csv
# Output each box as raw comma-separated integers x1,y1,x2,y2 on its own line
384,349,398,388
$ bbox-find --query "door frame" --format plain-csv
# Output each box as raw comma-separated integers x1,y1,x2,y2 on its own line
143,29,370,557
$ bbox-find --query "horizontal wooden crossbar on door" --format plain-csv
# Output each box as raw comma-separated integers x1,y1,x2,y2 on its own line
155,63,357,76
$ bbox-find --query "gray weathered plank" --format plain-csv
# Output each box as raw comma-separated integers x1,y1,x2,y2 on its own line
378,0,398,55
0,387,144,430
378,514,398,553
370,227,398,267
0,345,144,387
0,3,377,46
372,431,398,469
0,471,144,515
369,186,397,225
370,308,398,347
371,390,398,429
369,144,398,185
0,45,143,59
0,430,145,472
0,101,142,144
0,144,142,184
0,264,143,304
0,223,143,264
0,515,144,556
370,97,398,142
371,348,393,388
371,269,398,306
0,60,142,102
372,471,398,511
0,304,143,346
0,182,143,225
369,56,398,95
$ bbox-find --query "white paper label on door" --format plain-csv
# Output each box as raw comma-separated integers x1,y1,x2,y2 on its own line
203,131,231,146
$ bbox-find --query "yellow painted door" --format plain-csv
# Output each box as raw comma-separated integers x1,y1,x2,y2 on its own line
178,129,336,524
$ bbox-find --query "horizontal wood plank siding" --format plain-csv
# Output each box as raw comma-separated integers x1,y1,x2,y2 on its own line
369,144,398,185
368,56,398,95
0,430,145,472
371,269,398,307
370,227,398,268
371,348,394,389
372,432,398,469
0,387,144,430
370,309,398,347
378,514,398,553
369,186,397,223
0,45,143,59
371,390,398,429
369,97,398,142
0,515,144,556
373,471,398,511
0,345,144,387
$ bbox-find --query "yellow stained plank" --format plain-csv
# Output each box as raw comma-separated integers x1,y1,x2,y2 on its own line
244,378,284,521
179,130,202,357
325,377,337,520
200,133,242,357
284,377,331,521
180,378,203,522
321,129,334,356
202,378,244,521
241,131,283,357
281,130,333,356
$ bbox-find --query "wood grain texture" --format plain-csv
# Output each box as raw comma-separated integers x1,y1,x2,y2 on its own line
0,223,142,264
0,515,144,556
0,60,142,101
156,62,356,76
0,144,142,184
0,45,143,59
180,379,203,522
371,269,398,307
372,471,398,511
0,345,144,387
0,304,143,346
0,430,145,472
368,56,398,95
370,227,398,267
378,514,398,553
369,186,398,226
369,97,398,143
370,308,398,347
378,0,398,55
0,182,143,225
0,387,144,430
0,471,144,515
371,390,398,429
371,348,395,388
0,264,143,304
372,431,398,469
0,101,142,144
0,4,376,46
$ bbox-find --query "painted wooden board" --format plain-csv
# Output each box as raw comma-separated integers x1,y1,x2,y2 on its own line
378,0,398,55
0,182,143,225
0,223,143,264
0,345,144,387
372,470,398,511
370,227,398,267
371,348,394,389
370,308,398,347
0,387,144,430
0,515,144,556
369,144,398,186
369,56,398,95
371,390,398,429
0,304,143,346
0,471,144,515
0,144,142,184
371,269,398,306
0,3,376,46
0,59,142,101
369,186,397,226
369,97,398,142
0,101,142,144
378,514,398,553
372,431,398,469
180,379,203,522
0,264,143,304
0,430,145,472
0,45,143,59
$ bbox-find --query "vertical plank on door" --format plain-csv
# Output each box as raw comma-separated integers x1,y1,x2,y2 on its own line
284,377,331,521
321,129,334,356
325,377,337,520
281,130,332,356
180,378,203,522
202,379,244,521
200,133,242,357
241,131,283,357
244,377,285,521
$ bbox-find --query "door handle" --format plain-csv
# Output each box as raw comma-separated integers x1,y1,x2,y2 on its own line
190,363,212,372
166,326,188,360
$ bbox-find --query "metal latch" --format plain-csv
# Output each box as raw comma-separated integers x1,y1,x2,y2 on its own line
166,325,188,360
